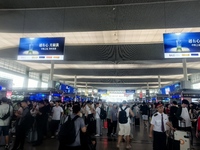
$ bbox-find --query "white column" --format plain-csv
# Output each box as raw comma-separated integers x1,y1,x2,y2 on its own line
74,75,77,88
37,73,42,88
85,82,88,95
147,82,149,90
182,58,188,81
23,67,29,88
158,75,161,88
48,61,54,88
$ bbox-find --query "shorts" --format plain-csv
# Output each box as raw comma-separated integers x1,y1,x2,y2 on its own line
142,115,148,121
0,126,9,136
118,123,130,136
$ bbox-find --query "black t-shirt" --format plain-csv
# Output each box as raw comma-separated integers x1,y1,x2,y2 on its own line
140,105,149,115
170,106,178,117
36,107,46,122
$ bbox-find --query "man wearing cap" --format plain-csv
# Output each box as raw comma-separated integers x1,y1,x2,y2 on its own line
149,102,175,150
176,99,193,144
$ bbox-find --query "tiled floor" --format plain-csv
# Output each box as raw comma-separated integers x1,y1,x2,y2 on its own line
0,123,200,150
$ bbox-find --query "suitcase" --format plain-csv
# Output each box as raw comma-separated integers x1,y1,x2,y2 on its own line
27,128,38,143
174,130,190,150
135,118,140,126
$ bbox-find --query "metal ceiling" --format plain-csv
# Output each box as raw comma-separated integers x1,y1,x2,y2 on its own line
0,0,200,89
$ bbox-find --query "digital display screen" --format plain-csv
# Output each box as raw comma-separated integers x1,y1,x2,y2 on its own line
164,32,200,58
161,83,181,94
18,37,65,60
29,93,49,101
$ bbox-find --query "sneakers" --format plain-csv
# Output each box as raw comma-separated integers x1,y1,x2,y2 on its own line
126,145,131,149
51,136,55,139
95,134,100,137
116,144,120,148
5,145,9,149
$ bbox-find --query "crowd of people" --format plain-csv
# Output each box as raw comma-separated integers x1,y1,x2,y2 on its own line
0,97,200,150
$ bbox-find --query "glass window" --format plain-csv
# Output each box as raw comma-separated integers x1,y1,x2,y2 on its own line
41,82,48,88
0,71,24,88
28,79,38,88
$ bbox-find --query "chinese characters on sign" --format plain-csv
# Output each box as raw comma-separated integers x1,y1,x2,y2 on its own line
39,43,60,50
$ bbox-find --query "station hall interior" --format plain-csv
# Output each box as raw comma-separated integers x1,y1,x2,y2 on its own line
0,0,200,150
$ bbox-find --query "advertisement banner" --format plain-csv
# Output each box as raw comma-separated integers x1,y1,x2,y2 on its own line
125,89,135,94
164,32,200,58
17,37,65,60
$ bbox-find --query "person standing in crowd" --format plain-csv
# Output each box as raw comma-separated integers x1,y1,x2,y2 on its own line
32,101,46,146
140,102,150,128
169,101,179,129
85,101,93,125
149,103,175,150
43,99,51,138
58,105,86,150
196,113,200,138
50,101,63,139
176,99,193,145
106,103,113,137
111,103,118,137
11,100,33,150
95,102,101,137
117,101,134,149
0,97,13,149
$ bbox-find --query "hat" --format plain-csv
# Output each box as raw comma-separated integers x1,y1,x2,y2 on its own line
155,102,163,108
122,100,127,104
182,99,189,105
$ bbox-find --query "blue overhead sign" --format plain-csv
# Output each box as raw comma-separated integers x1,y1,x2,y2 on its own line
17,37,65,60
125,90,135,94
98,89,107,94
164,32,200,58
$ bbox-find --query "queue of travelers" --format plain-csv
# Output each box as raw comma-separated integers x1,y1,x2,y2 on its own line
0,97,200,150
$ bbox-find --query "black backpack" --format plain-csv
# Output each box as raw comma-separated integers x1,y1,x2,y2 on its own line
99,108,107,120
58,115,79,145
0,105,10,120
119,107,128,124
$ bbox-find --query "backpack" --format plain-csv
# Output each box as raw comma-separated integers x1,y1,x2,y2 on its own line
198,116,200,131
99,108,107,120
119,107,128,124
0,105,10,120
58,115,79,145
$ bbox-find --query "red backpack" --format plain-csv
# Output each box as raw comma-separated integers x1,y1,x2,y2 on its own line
198,116,200,131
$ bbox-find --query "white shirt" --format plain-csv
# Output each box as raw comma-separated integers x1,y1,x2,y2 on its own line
52,106,63,120
181,107,191,127
118,106,130,124
95,107,101,119
86,105,92,115
151,112,169,132
0,103,13,126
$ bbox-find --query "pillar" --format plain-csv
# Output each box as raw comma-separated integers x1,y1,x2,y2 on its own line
48,61,54,88
37,73,42,88
182,58,188,81
158,75,161,89
74,75,77,88
23,67,29,88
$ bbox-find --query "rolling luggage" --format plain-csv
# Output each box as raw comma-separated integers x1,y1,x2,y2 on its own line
27,128,38,143
135,118,140,126
167,130,191,150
